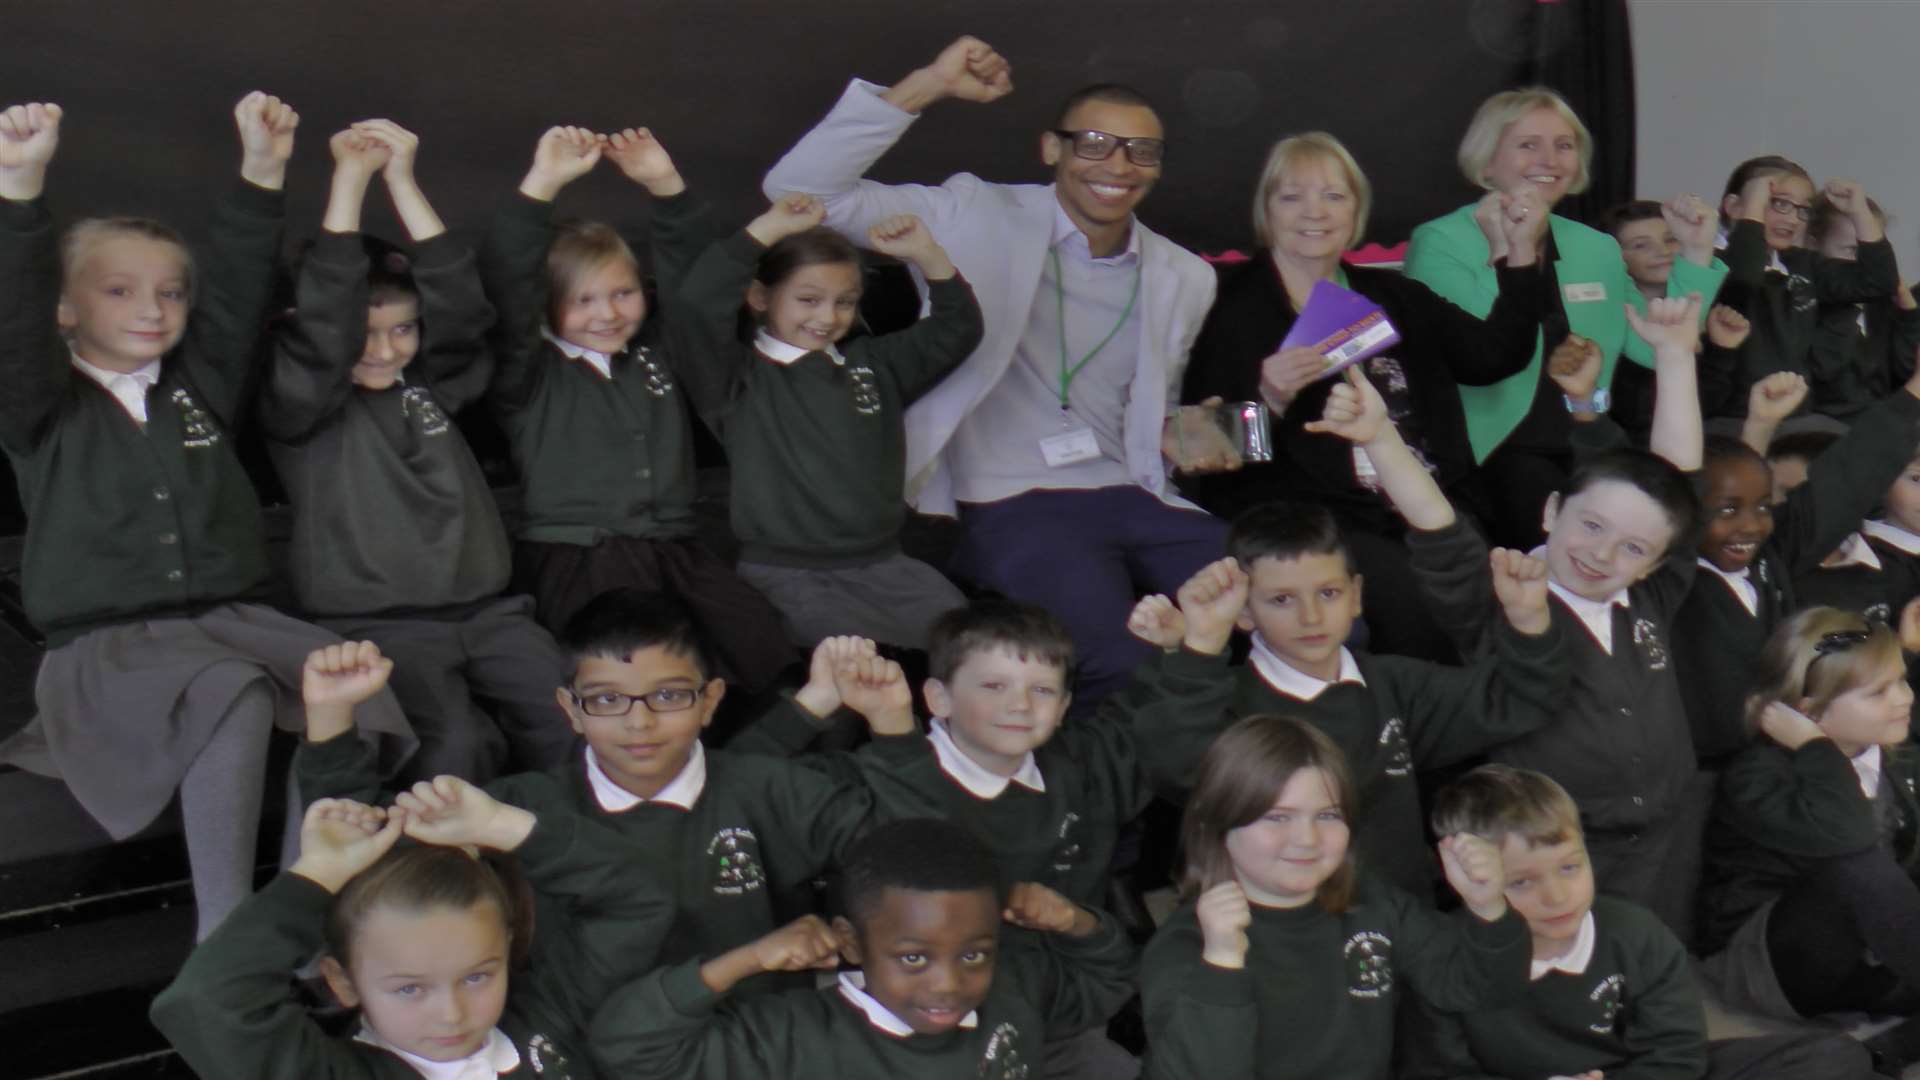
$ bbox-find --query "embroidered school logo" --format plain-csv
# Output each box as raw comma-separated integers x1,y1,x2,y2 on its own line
1343,930,1394,998
706,827,766,895
1788,273,1816,315
400,385,451,436
1048,811,1086,874
1631,618,1668,671
1377,719,1412,778
525,1033,569,1075
631,344,674,397
848,363,882,416
1588,973,1626,1034
977,1021,1028,1080
169,387,221,448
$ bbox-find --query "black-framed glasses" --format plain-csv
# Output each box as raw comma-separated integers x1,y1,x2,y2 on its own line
1051,129,1165,167
1768,196,1814,222
567,686,704,717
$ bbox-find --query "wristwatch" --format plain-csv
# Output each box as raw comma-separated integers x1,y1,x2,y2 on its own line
1564,388,1610,416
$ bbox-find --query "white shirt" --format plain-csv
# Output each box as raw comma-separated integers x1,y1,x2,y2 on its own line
1529,910,1597,980
1546,580,1630,656
1822,532,1884,571
583,742,707,812
541,326,614,379
837,971,978,1036
754,328,846,366
70,352,160,423
1853,744,1884,800
1246,634,1366,702
1696,558,1759,617
927,719,1045,799
1865,519,1920,556
353,1025,520,1078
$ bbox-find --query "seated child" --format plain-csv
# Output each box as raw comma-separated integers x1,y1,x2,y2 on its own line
152,784,665,1079
261,119,570,785
1805,193,1920,421
1598,198,1679,439
1120,502,1566,901
1376,296,1708,920
295,588,881,999
672,193,982,650
1700,608,1920,1074
1405,764,1710,1079
0,96,410,941
479,124,788,695
1139,715,1528,1080
589,817,1137,1079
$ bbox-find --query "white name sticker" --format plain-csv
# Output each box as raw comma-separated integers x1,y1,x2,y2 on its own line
1040,427,1102,468
1563,281,1608,303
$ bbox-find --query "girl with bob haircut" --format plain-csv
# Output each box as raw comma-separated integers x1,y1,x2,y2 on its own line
1184,129,1547,661
1402,85,1727,552
1700,607,1920,1070
1139,715,1531,1080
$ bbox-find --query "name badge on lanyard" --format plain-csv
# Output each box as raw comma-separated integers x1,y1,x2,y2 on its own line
1040,426,1102,468
1045,247,1139,468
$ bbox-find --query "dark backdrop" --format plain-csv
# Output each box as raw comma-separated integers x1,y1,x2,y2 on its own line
0,0,1632,533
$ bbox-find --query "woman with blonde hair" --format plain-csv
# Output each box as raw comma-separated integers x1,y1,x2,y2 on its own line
1182,130,1545,660
1403,87,1727,550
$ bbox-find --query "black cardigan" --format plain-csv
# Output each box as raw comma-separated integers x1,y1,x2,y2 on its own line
1180,256,1543,531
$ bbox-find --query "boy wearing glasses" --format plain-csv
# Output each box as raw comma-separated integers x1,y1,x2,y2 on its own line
294,587,896,1002
764,36,1230,710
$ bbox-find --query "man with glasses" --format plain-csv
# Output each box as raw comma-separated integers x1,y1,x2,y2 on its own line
764,36,1228,713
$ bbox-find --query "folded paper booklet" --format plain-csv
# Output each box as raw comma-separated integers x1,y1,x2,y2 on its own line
1278,279,1402,380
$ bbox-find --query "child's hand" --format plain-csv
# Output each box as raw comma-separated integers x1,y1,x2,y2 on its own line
867,214,955,279
289,799,406,894
1545,333,1604,403
328,127,391,182
0,102,61,200
746,193,827,247
1195,880,1252,970
1302,366,1389,445
1746,372,1807,424
1706,304,1751,351
1257,346,1328,413
1824,178,1875,223
1127,594,1187,652
836,654,916,737
1176,557,1250,656
1737,174,1778,222
393,775,536,853
1755,701,1826,751
1490,548,1551,636
795,635,876,719
1902,597,1920,654
603,127,684,196
520,125,602,201
351,119,418,185
919,36,1014,105
233,91,298,190
751,914,843,973
303,641,393,709
1004,882,1096,936
1624,293,1703,355
1438,833,1508,922
1662,192,1719,261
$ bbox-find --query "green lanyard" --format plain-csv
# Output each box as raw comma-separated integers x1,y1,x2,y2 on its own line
1052,247,1141,410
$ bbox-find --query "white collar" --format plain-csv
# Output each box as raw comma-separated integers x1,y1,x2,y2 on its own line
1853,744,1884,800
353,1025,520,1078
1049,198,1141,265
1246,633,1365,702
837,971,978,1037
1546,578,1631,655
1823,532,1884,571
1529,910,1598,980
1865,519,1920,556
754,327,846,366
1696,558,1759,617
69,351,161,422
927,719,1045,798
1716,228,1792,276
540,326,614,379
583,742,706,812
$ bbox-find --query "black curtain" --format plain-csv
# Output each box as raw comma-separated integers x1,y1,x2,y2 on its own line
1528,0,1639,226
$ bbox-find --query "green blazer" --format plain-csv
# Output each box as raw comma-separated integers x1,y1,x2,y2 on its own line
1404,203,1728,461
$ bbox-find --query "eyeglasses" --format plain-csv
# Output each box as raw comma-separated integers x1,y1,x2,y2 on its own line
1050,129,1166,167
567,686,704,717
1768,196,1814,222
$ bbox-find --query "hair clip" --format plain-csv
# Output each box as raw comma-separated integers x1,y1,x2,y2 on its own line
1813,628,1871,656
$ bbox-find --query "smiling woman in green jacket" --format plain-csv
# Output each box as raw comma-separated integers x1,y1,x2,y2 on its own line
1404,87,1728,549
